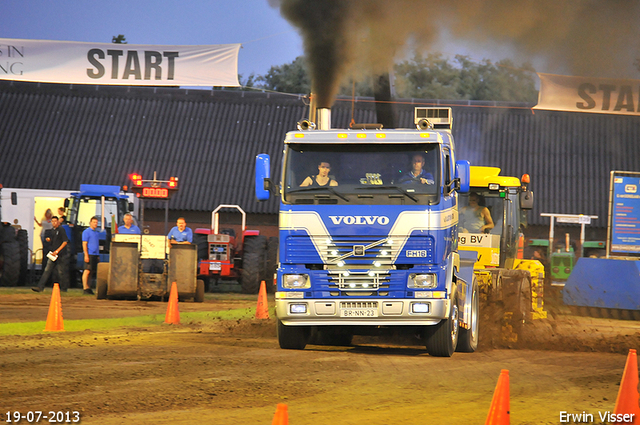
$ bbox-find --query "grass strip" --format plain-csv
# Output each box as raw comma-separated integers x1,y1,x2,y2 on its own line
0,307,274,336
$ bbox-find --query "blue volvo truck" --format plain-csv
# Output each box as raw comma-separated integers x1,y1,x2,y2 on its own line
255,107,477,357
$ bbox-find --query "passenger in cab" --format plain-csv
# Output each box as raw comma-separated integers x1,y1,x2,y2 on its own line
300,161,338,187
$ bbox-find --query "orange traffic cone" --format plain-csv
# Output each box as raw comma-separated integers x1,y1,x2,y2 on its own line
613,349,640,423
485,369,510,425
256,280,270,319
44,283,65,332
164,281,180,324
271,403,288,425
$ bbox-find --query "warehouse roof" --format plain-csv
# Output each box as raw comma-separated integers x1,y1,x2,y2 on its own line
1,80,639,227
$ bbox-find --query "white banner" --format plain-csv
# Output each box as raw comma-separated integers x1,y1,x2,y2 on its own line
534,73,640,116
0,38,240,87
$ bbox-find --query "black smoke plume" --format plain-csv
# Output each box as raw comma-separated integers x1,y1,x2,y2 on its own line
270,0,640,108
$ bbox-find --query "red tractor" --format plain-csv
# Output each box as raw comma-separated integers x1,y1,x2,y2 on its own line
195,205,277,294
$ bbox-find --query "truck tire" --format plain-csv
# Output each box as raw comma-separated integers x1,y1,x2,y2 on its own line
194,279,205,303
240,253,261,294
17,229,29,286
425,294,459,357
457,279,479,353
265,236,279,293
0,241,20,287
277,318,310,350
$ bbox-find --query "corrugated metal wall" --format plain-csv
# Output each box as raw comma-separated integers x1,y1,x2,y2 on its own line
2,82,640,227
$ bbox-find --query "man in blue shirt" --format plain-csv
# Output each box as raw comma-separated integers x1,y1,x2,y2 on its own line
399,153,435,185
82,216,100,295
167,217,193,245
118,213,141,234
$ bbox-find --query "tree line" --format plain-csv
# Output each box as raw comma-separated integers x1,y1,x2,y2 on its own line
240,53,539,103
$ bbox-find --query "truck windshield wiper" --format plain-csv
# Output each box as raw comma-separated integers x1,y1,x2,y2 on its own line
288,187,350,202
356,185,418,203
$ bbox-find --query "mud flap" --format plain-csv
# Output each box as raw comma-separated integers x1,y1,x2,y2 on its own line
457,250,478,328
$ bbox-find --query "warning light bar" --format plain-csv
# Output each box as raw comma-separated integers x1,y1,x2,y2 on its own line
128,174,178,199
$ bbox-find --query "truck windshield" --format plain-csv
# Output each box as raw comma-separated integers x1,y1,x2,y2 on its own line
283,143,441,205
459,190,520,238
68,197,123,229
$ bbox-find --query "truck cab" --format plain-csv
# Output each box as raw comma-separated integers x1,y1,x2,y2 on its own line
64,184,134,273
256,108,477,356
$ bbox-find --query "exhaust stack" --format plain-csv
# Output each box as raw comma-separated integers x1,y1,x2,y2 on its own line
317,108,331,130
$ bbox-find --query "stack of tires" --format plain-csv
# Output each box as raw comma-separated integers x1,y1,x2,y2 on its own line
0,224,28,287
240,235,278,294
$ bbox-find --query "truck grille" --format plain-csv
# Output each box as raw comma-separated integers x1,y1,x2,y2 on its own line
284,234,434,265
209,243,228,261
321,236,396,266
327,269,390,290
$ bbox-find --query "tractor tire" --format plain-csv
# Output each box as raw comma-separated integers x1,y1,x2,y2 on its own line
457,278,479,353
194,279,205,303
193,233,208,260
241,236,267,294
240,253,261,294
277,318,310,350
264,236,279,293
17,229,29,286
243,235,267,256
0,241,21,287
426,294,459,357
502,276,532,334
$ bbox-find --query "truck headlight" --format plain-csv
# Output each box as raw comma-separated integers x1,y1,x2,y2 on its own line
283,274,310,289
290,303,308,314
408,273,437,288
411,302,430,313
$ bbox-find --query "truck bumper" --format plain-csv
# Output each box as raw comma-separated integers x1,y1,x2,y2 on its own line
275,295,449,326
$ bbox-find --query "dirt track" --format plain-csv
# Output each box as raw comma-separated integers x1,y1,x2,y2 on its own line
2,291,640,424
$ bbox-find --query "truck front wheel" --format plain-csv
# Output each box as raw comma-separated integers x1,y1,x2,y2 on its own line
425,295,459,357
277,318,309,350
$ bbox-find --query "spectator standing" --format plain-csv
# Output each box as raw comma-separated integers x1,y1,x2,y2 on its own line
57,207,67,224
31,216,69,292
35,208,54,280
81,216,100,295
167,217,193,245
118,213,141,234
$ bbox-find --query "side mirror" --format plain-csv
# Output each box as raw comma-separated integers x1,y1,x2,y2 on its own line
128,202,134,212
255,154,271,201
455,160,470,193
11,192,17,205
64,198,69,208
520,190,534,210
